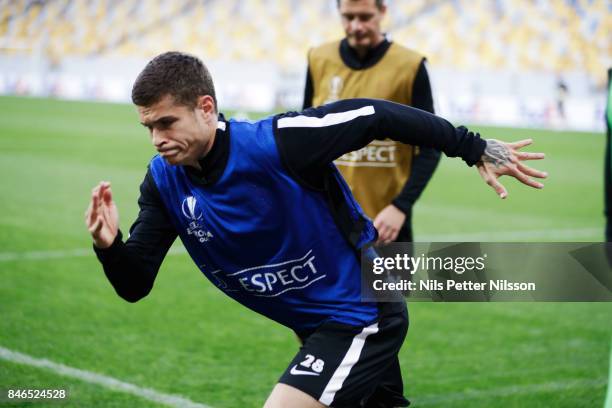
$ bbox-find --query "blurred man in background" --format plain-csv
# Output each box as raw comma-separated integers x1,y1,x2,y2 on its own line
555,76,568,123
303,0,440,245
606,345,612,407
605,68,611,244
604,67,612,408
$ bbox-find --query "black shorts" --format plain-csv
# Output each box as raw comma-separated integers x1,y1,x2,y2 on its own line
279,302,409,407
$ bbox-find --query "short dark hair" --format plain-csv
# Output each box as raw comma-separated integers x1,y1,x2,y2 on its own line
131,51,217,110
336,0,385,9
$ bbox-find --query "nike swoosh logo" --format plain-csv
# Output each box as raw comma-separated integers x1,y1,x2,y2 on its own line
290,365,320,376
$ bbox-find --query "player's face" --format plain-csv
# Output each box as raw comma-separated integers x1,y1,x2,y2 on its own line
339,0,386,53
138,94,216,168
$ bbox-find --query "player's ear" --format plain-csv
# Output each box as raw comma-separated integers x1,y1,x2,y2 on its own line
197,95,216,117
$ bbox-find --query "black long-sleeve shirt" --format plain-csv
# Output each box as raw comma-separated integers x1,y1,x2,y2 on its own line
303,38,441,215
95,99,485,302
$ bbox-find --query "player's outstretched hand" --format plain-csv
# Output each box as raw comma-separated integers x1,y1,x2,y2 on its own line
85,181,119,248
476,139,547,199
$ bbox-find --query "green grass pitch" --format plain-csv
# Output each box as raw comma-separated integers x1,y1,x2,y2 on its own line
0,96,610,407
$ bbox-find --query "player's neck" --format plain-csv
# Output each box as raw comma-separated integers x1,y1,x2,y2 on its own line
188,125,217,170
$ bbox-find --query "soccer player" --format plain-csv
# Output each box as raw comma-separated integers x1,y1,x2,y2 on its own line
603,68,611,408
303,0,440,244
86,52,546,408
606,340,612,408
605,67,611,243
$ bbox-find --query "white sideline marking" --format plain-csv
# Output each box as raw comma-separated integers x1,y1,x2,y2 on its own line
0,246,187,262
413,377,606,406
418,227,601,242
0,346,211,408
0,227,602,263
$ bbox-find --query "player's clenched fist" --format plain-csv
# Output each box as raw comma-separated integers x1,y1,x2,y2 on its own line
85,181,119,248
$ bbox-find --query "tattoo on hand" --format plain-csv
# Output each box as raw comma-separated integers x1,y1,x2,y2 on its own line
482,140,512,168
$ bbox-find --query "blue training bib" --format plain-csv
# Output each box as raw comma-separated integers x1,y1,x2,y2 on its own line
149,116,378,331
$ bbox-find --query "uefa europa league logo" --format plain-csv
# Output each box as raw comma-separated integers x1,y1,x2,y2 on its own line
325,75,343,104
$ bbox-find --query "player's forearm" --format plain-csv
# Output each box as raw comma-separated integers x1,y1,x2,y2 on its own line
275,99,485,177
370,99,485,165
94,230,157,302
92,170,177,302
